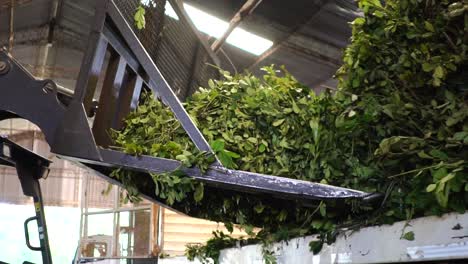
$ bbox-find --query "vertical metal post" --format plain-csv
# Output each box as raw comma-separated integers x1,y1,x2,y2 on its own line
112,185,119,257
8,0,15,53
32,188,53,264
75,182,81,262
84,172,89,240
74,0,109,103
15,160,53,264
92,51,128,147
82,37,109,114
128,211,133,256
35,45,51,79
115,73,144,129
150,204,161,256
158,207,164,252
75,170,88,263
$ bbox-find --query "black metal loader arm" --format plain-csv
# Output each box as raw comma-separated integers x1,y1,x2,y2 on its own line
0,136,53,264
0,0,381,211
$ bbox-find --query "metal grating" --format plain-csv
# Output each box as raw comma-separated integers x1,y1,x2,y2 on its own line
114,0,220,100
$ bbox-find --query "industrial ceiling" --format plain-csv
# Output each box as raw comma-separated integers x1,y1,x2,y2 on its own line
0,0,361,91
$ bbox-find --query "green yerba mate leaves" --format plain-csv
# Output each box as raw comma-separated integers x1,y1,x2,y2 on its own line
123,0,468,262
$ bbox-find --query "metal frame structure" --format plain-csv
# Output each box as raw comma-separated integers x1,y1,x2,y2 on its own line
77,173,156,261
0,136,53,264
0,0,380,205
0,0,384,262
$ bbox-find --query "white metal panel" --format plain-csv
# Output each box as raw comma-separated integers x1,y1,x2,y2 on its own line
156,212,468,264
218,212,468,264
159,257,204,264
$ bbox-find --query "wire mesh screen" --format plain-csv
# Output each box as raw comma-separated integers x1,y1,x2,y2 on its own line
114,0,221,100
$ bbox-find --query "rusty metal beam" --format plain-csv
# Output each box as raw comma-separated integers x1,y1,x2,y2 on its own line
211,0,263,53
8,0,15,52
283,41,342,67
0,25,85,49
0,0,28,9
46,0,60,44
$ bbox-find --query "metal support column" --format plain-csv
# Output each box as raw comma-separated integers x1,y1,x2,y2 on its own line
0,136,53,264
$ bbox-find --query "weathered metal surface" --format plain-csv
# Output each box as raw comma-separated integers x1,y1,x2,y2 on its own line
156,213,468,263
67,148,371,201
216,213,468,263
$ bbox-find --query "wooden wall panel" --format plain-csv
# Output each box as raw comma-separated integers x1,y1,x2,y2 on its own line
162,209,248,256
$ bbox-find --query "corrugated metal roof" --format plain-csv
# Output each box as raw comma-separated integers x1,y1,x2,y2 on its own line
0,0,360,90
0,0,49,30
185,0,360,89
58,0,94,39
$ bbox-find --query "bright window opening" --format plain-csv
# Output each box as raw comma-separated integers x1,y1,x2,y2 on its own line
183,4,273,56
142,0,273,55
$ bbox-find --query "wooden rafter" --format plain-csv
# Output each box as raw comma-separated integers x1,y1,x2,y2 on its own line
0,0,29,9
211,0,263,53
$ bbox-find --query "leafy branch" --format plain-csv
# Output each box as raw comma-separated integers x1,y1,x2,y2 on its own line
117,0,468,262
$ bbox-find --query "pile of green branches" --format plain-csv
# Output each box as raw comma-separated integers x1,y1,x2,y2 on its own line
117,0,467,262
